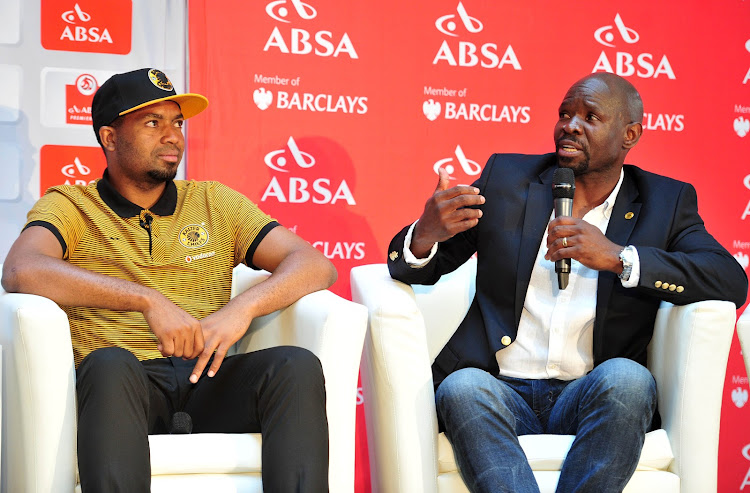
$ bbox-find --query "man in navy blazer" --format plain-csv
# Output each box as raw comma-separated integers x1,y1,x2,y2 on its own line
387,73,747,493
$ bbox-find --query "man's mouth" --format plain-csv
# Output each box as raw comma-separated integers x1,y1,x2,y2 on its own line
557,140,582,156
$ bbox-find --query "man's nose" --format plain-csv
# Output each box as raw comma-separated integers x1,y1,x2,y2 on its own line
163,125,182,144
563,116,583,134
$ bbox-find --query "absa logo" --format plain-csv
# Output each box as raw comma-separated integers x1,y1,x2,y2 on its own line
592,13,675,79
433,2,521,70
39,145,106,194
263,0,358,59
41,0,132,54
433,145,481,182
261,137,356,205
61,156,92,183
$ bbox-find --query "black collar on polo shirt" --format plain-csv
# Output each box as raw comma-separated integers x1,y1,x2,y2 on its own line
96,168,178,218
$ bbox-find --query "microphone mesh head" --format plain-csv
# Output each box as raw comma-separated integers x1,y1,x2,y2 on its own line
170,411,193,434
552,168,575,199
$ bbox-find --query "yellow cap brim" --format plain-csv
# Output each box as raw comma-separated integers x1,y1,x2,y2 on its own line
118,93,209,120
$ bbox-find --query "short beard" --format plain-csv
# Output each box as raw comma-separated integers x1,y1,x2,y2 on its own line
146,167,178,184
557,154,589,176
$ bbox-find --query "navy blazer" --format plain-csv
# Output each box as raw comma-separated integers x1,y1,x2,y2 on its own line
388,153,747,388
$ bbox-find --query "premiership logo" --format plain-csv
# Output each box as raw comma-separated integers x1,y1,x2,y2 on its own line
179,224,210,248
65,73,98,125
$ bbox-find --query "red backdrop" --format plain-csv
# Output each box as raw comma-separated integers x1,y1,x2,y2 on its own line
187,1,750,490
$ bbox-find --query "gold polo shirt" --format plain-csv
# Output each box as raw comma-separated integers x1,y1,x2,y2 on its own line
25,171,278,366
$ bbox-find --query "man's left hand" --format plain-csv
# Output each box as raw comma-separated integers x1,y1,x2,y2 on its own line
189,301,252,383
545,216,623,274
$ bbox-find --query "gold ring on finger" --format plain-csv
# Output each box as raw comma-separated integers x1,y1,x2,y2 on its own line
562,237,568,248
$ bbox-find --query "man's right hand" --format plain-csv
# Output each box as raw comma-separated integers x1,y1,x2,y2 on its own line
143,294,204,359
410,168,485,258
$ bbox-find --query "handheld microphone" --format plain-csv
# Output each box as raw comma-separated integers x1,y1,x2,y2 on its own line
552,168,575,290
169,411,193,434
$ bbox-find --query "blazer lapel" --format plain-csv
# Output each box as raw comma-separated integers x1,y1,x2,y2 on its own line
594,170,641,349
515,167,555,326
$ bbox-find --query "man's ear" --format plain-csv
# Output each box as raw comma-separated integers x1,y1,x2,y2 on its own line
623,122,642,149
99,126,116,152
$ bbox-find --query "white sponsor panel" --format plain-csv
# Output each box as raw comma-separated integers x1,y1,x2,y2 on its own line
261,137,356,205
40,68,114,128
263,0,358,58
432,2,521,70
0,0,21,44
0,143,21,201
592,13,675,79
0,64,22,123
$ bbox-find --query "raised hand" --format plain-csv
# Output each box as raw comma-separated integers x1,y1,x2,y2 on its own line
411,168,485,258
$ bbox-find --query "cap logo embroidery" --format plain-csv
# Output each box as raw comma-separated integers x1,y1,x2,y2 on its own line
148,69,173,91
179,224,209,248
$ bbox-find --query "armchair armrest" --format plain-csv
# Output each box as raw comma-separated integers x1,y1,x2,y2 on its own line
647,299,736,493
738,305,750,380
232,264,367,493
0,290,77,493
351,263,441,493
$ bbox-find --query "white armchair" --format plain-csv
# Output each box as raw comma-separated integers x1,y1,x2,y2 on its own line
738,305,750,383
0,263,367,493
351,258,737,493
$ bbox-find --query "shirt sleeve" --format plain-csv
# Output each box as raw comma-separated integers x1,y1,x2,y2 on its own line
210,182,278,268
24,189,87,259
403,220,438,268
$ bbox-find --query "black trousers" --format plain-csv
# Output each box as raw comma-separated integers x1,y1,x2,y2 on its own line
76,346,329,492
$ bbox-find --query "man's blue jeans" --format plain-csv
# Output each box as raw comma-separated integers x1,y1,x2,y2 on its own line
435,358,656,493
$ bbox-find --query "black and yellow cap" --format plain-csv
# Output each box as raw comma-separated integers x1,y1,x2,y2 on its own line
92,68,208,143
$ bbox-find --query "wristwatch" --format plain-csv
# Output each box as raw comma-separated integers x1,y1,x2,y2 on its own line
618,245,635,281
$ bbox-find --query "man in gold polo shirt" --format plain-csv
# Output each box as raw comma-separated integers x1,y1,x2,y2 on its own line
1,68,336,492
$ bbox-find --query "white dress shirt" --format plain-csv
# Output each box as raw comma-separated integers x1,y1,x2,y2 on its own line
404,169,641,381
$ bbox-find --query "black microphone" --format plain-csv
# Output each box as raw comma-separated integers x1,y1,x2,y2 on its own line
169,411,193,434
552,168,575,290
